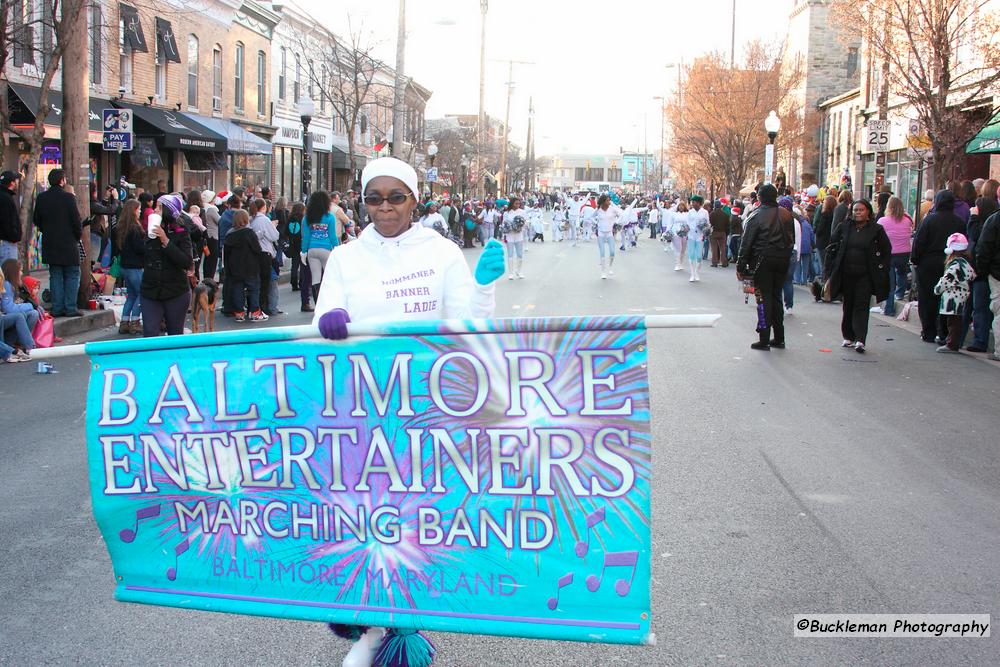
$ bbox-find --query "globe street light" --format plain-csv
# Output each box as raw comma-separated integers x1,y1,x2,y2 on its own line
427,141,438,196
764,110,780,184
298,95,316,200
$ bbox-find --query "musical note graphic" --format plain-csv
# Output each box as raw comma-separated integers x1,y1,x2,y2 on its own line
546,573,574,610
574,507,606,558
165,538,191,581
119,505,161,543
585,551,639,596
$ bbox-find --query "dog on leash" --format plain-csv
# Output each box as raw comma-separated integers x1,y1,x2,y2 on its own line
191,278,220,333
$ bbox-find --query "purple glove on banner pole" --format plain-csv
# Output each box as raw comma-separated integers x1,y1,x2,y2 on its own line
318,308,351,340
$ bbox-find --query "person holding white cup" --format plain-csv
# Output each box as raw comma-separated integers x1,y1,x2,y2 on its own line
140,194,193,336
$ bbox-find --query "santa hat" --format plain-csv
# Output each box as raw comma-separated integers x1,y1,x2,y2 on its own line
945,233,969,254
214,190,230,206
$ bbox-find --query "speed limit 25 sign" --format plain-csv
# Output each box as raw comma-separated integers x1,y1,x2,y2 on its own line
865,119,891,152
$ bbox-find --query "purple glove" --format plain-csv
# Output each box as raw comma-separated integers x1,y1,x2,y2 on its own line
318,308,351,340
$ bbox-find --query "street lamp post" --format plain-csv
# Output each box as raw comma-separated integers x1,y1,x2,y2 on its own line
653,95,665,191
461,154,469,200
427,141,438,197
764,110,781,185
299,95,315,201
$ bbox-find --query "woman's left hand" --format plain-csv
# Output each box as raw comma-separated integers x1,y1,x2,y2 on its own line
475,239,506,285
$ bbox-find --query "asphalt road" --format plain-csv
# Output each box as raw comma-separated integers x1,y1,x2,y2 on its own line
2,220,998,666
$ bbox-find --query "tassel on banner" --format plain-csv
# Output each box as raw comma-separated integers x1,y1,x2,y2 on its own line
328,623,368,641
373,628,436,667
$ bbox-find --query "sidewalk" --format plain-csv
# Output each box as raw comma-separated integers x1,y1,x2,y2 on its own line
30,263,296,343
792,282,999,366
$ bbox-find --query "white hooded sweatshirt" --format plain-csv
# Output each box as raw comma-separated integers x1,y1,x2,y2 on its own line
312,222,495,325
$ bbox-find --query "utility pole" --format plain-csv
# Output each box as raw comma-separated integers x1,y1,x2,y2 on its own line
391,0,406,160
499,62,513,194
525,97,534,191
730,0,736,69
61,0,90,309
477,0,488,200
495,59,533,194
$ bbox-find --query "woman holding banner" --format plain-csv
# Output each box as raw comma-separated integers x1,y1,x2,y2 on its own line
312,157,505,667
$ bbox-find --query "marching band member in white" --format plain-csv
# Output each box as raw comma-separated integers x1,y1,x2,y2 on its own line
550,204,565,242
566,194,583,246
313,157,505,667
686,195,711,282
594,193,623,279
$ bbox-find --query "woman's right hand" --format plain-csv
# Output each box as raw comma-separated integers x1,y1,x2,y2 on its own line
318,308,351,340
153,224,168,246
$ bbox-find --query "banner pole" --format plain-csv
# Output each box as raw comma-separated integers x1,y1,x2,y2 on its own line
32,314,721,360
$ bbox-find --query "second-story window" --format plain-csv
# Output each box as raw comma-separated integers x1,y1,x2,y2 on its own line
89,2,102,85
847,47,859,79
257,50,266,115
307,59,314,99
320,64,327,113
294,55,301,102
155,29,165,99
278,47,286,101
118,17,133,93
187,35,199,108
234,42,245,111
212,45,222,112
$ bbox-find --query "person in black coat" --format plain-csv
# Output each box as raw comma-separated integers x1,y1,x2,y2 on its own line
222,209,267,321
910,189,967,343
962,197,998,352
0,171,22,263
737,184,795,350
814,195,837,275
140,194,193,336
825,198,891,353
33,169,83,317
975,208,1000,360
831,189,852,239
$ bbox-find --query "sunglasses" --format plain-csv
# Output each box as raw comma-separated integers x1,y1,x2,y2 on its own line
364,192,412,206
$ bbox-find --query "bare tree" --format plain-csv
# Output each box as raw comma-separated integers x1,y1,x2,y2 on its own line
297,20,390,185
833,0,1000,187
666,42,811,197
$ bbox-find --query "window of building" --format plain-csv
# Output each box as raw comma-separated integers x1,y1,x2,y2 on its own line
118,16,133,93
607,168,622,182
155,27,166,100
187,35,199,108
234,42,244,111
257,51,266,116
40,0,54,70
89,2,102,84
847,47,859,79
320,65,327,113
278,47,287,101
12,0,35,67
212,45,222,112
294,55,301,102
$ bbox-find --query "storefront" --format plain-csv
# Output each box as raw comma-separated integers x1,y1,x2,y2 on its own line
310,127,333,194
967,111,1000,180
6,83,110,190
272,117,304,202
183,114,274,192
331,135,367,192
6,83,112,269
113,102,227,194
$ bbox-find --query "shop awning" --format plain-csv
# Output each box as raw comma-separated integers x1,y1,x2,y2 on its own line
115,102,226,151
7,83,108,136
967,112,1000,154
183,114,272,155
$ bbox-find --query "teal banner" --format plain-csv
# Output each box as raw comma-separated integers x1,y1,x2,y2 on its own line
86,316,652,644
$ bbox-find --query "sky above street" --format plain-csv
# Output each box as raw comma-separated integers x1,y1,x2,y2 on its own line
299,0,788,157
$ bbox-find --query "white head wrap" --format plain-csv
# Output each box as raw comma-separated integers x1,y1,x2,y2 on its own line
362,157,419,198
